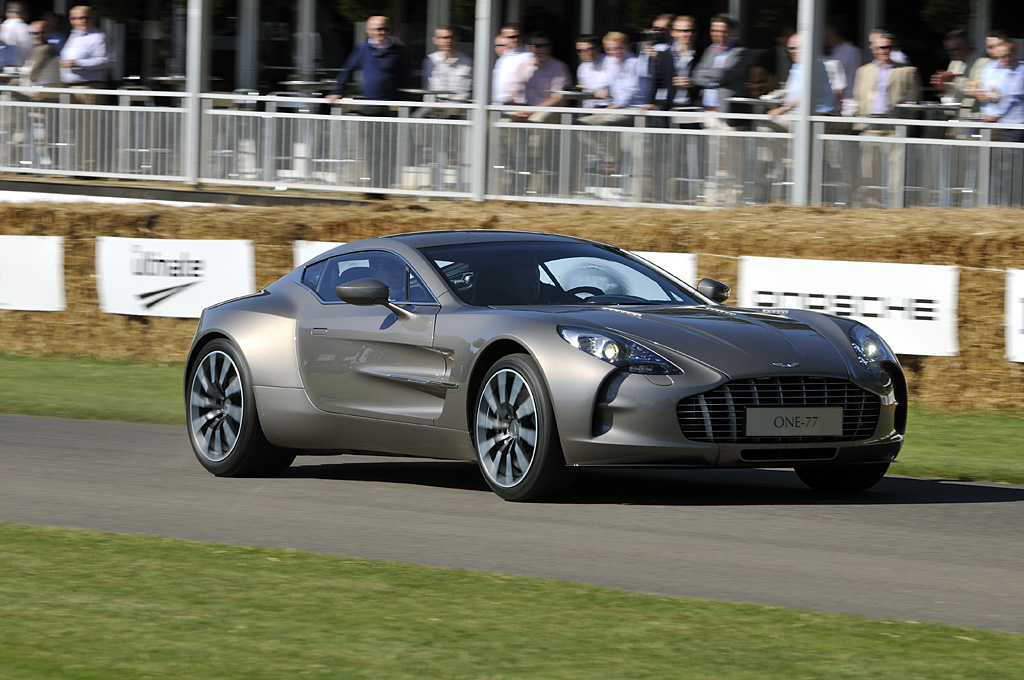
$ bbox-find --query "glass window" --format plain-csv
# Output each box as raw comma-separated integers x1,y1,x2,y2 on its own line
423,241,705,307
303,251,433,304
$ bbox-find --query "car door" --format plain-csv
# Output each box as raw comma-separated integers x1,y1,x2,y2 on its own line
296,250,449,424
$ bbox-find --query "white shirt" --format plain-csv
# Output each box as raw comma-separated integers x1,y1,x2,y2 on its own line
422,50,473,101
577,55,608,107
0,17,32,66
60,28,111,84
491,48,529,104
979,59,1009,118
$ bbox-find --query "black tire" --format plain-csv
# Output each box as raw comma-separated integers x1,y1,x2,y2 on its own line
186,338,295,477
473,354,572,501
795,462,890,492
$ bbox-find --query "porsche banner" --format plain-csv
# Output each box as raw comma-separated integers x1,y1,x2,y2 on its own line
95,237,255,318
1007,270,1024,363
0,235,65,311
738,257,959,357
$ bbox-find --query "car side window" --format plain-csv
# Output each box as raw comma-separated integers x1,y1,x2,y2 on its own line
303,251,434,304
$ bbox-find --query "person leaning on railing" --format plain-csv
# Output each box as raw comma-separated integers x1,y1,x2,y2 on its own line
325,15,409,116
979,41,1024,143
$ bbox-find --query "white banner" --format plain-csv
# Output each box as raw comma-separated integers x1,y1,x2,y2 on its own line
294,240,344,267
0,235,65,311
634,251,698,285
738,257,959,357
95,237,255,318
1007,270,1024,363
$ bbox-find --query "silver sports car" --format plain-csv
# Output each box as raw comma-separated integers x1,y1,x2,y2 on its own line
185,230,906,501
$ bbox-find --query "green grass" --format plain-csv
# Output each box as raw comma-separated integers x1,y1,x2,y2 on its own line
1,522,1021,680
2,352,1022,485
0,353,185,426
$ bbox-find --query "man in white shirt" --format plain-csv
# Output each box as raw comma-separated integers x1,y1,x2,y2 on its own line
492,23,529,105
60,5,110,171
575,35,607,108
60,5,110,100
420,24,472,118
0,1,31,67
577,32,642,126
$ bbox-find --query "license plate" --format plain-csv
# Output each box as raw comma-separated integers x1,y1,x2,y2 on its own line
745,407,843,437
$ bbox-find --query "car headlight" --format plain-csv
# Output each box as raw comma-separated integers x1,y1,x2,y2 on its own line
849,324,895,370
558,325,681,375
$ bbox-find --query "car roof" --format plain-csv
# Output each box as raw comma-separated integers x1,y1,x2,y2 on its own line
380,229,604,249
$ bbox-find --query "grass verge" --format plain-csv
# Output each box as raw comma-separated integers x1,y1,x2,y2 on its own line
1,522,1021,679
2,353,1022,485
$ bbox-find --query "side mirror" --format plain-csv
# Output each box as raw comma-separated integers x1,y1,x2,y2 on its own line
697,277,731,303
337,278,413,318
337,278,390,306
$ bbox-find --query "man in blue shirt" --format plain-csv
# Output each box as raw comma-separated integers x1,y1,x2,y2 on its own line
981,41,1024,143
981,40,1024,205
327,16,410,191
327,15,409,115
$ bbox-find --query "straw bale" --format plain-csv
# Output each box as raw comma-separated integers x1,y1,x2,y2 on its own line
2,199,1024,411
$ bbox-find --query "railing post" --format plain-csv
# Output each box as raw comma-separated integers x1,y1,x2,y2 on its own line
558,111,571,198
810,119,824,206
977,127,991,208
630,115,645,203
893,123,907,209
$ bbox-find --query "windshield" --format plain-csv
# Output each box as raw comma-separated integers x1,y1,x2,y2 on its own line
422,241,706,307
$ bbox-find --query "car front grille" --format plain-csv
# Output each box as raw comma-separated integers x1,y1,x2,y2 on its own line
677,376,881,444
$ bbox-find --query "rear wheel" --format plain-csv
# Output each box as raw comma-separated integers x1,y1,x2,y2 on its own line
186,339,295,477
795,462,890,492
473,354,571,501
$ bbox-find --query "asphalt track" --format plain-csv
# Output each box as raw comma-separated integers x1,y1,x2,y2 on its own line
2,413,1022,634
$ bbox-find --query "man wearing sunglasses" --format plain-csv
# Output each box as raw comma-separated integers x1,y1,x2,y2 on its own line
575,35,607,108
851,31,921,206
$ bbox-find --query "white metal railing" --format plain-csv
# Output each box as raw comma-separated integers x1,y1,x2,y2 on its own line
1,85,1022,209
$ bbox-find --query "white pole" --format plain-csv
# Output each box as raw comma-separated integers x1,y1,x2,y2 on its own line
469,0,493,201
184,0,204,186
792,0,824,206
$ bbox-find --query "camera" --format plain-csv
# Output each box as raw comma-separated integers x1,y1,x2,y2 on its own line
642,28,668,45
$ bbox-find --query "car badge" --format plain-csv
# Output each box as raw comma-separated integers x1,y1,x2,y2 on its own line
772,362,800,368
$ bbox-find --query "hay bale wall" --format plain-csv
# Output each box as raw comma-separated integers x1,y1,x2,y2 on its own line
2,200,1022,411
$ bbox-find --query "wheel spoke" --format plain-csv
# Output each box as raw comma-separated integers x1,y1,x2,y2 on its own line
508,373,525,404
518,423,537,448
514,398,535,422
512,440,531,476
501,442,516,486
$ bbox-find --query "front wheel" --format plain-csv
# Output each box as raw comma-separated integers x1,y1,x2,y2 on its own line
186,339,295,477
473,354,571,501
795,462,890,492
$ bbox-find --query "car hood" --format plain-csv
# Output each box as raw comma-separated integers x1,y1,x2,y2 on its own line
549,305,850,377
